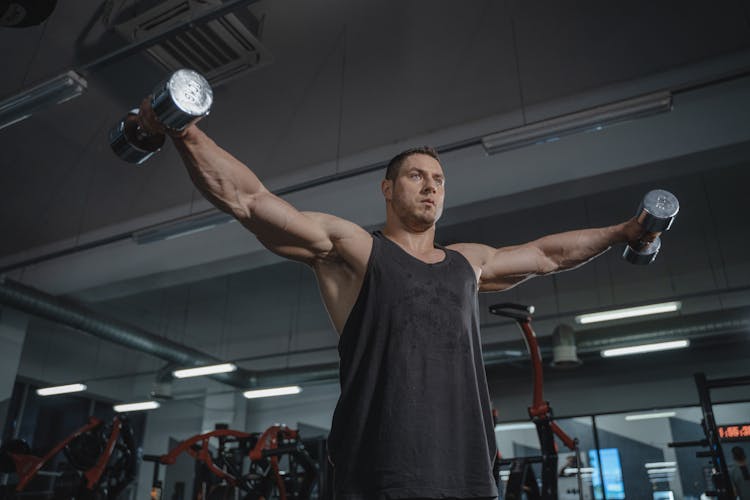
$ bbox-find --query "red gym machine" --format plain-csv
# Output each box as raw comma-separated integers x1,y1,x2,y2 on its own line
489,303,584,500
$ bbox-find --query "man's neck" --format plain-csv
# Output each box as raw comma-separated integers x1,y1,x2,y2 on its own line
381,221,437,254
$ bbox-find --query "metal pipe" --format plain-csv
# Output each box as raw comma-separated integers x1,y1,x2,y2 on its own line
2,274,748,391
0,277,256,389
246,305,750,387
704,375,750,388
575,307,750,351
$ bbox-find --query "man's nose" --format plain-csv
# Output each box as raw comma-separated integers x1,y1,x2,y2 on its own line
422,179,438,192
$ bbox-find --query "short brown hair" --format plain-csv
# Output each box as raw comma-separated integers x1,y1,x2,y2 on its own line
385,146,440,181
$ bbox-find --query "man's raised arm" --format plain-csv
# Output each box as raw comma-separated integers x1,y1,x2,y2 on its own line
451,219,644,292
175,127,341,262
139,100,353,265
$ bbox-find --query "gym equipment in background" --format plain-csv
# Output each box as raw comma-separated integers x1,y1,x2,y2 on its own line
144,423,319,500
0,414,137,499
489,303,585,500
668,372,750,500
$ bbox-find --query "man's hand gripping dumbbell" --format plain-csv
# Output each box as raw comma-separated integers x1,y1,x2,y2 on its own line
109,69,213,164
623,189,680,265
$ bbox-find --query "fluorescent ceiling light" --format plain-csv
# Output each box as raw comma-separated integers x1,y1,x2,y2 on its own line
243,385,302,399
564,467,595,475
645,461,676,468
494,422,536,432
625,411,677,421
173,363,237,379
647,467,677,474
576,301,681,324
114,401,161,412
36,383,87,396
602,340,689,358
132,211,234,244
0,70,87,131
481,91,672,155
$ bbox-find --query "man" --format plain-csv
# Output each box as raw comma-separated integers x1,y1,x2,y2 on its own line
140,105,645,499
730,446,749,499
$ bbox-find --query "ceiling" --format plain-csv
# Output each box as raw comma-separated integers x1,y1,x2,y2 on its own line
1,0,750,404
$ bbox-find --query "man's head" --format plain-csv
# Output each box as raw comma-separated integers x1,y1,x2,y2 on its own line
385,146,440,181
382,146,445,231
732,446,747,462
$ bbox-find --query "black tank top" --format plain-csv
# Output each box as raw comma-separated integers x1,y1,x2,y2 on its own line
327,231,498,499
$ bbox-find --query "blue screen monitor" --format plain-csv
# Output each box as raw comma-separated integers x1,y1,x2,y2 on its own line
588,448,625,499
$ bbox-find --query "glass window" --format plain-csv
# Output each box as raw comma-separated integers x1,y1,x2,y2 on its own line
594,407,715,500
495,416,596,498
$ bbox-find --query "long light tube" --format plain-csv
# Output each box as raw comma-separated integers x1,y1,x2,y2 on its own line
0,71,87,130
624,411,677,421
576,301,681,324
602,340,689,358
113,401,161,412
563,467,595,475
481,91,672,154
36,383,87,396
494,422,536,432
132,211,234,244
243,386,302,399
173,363,237,379
645,461,677,468
647,468,677,474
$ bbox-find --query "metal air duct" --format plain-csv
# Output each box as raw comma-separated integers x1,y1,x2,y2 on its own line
0,277,256,389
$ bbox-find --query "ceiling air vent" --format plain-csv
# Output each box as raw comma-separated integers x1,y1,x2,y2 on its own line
114,0,272,86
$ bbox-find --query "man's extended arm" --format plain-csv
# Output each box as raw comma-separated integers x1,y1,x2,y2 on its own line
451,219,643,292
171,126,341,263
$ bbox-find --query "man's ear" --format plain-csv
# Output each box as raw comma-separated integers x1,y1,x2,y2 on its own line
381,178,393,200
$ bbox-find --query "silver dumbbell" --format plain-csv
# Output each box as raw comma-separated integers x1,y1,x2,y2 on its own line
622,189,679,265
109,69,213,165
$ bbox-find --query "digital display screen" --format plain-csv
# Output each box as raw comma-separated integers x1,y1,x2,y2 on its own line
718,423,750,441
589,448,625,500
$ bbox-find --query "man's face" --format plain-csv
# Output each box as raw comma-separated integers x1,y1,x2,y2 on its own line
384,153,445,230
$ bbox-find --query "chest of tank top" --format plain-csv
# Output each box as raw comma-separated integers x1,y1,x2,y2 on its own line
365,233,478,352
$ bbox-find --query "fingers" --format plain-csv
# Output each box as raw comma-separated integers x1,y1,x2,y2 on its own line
623,217,648,242
137,96,165,136
137,96,194,139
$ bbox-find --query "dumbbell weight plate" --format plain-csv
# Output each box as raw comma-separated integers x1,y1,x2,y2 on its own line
151,69,213,131
109,110,165,165
637,189,679,233
622,235,661,265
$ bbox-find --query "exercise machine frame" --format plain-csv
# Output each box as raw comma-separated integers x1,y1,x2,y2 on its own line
668,372,750,500
489,303,584,500
1,414,136,498
144,424,317,500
